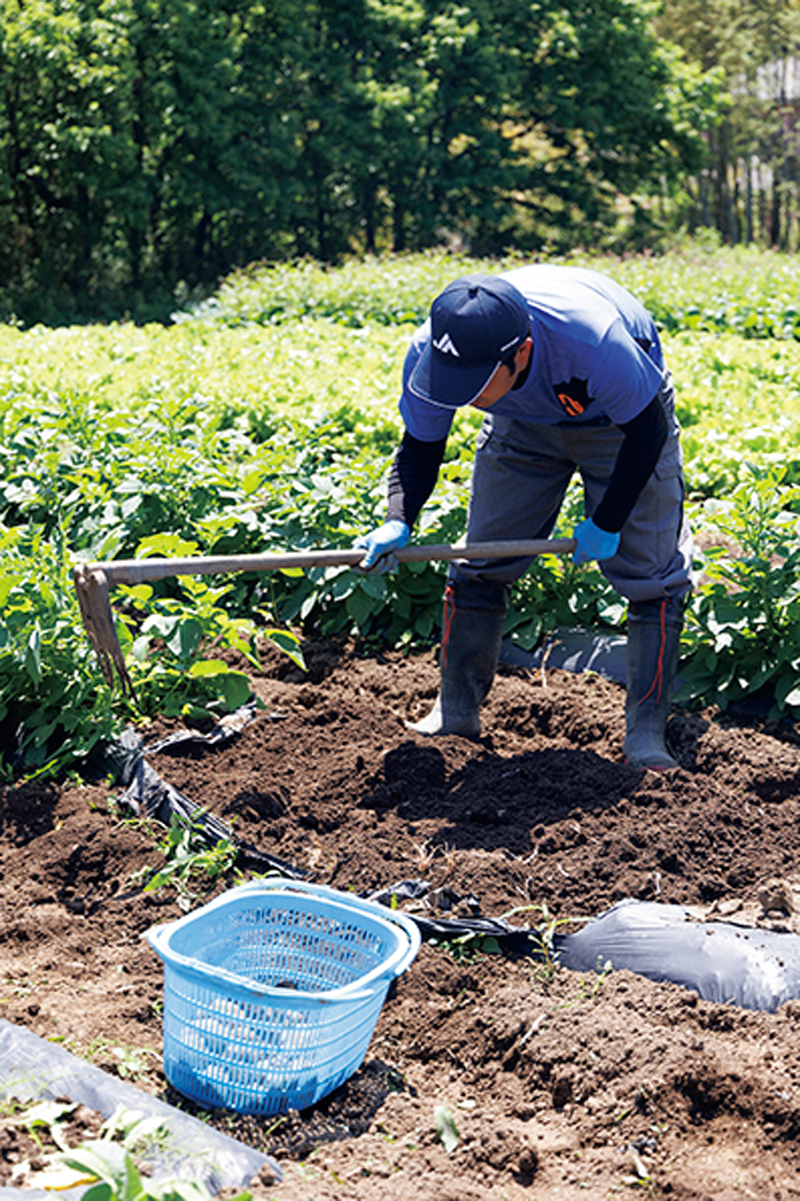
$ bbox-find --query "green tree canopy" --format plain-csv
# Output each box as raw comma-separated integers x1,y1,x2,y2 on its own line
0,0,720,322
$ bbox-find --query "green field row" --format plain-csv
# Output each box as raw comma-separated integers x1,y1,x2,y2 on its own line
3,246,800,779
2,315,799,507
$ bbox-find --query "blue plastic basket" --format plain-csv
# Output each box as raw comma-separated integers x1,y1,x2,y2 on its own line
146,879,421,1115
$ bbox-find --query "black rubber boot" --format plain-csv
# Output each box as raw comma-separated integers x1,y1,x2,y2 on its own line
407,580,507,737
623,597,684,771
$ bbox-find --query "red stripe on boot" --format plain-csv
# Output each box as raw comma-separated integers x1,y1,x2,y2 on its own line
441,584,456,669
638,598,667,706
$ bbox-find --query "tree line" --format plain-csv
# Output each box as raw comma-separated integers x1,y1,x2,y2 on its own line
656,0,800,251
0,0,794,324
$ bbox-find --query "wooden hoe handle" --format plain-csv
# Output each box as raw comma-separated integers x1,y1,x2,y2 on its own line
72,538,577,696
75,538,577,587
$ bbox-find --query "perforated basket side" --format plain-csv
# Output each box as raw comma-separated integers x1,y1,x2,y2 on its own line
160,963,387,1114
203,900,389,992
148,881,422,1115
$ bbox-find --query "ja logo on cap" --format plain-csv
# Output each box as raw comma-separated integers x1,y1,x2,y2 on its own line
433,333,460,357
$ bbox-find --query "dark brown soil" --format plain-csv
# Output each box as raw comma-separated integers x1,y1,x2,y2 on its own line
4,638,800,1200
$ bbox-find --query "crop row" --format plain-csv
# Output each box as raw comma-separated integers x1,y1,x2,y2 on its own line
2,247,800,779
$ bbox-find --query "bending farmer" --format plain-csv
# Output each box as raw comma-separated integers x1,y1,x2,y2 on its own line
356,266,693,771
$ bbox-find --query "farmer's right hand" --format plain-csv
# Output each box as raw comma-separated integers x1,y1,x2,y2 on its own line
572,517,621,564
354,520,410,573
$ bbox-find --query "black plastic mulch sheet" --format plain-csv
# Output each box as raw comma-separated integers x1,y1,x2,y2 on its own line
555,897,800,1013
109,706,305,879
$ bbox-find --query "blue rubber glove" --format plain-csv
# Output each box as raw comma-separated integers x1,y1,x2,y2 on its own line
572,517,621,564
354,520,411,573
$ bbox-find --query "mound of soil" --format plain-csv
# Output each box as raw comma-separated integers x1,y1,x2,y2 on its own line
4,639,800,1200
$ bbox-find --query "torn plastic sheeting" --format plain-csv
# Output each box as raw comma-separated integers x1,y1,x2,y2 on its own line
501,626,629,686
107,723,306,880
366,880,539,949
554,898,800,1013
0,1018,279,1199
114,725,235,841
141,700,270,754
369,885,800,1012
408,911,538,949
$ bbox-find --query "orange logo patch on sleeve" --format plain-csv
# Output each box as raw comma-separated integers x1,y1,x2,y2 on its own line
554,377,592,417
557,392,585,417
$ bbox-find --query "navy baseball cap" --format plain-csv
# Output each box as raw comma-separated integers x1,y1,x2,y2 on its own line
408,274,530,408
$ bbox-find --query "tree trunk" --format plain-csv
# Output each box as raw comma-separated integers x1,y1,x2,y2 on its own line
745,155,753,243
393,195,406,252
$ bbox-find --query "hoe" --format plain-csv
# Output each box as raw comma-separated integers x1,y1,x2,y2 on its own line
73,538,576,698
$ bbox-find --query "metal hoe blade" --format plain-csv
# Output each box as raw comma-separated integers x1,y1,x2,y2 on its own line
73,564,136,699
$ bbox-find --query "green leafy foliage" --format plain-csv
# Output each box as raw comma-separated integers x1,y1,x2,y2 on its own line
3,1100,239,1200
185,245,800,343
501,902,586,980
0,1,717,322
132,811,240,912
677,467,800,718
0,522,121,779
114,534,305,721
589,244,800,341
53,1106,251,1201
4,249,800,780
438,930,502,966
666,331,800,497
190,254,503,329
0,520,303,779
16,1100,76,1152
653,0,800,252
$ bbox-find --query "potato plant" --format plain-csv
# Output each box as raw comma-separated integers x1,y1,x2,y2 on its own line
0,522,119,779
3,246,800,780
678,467,800,719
